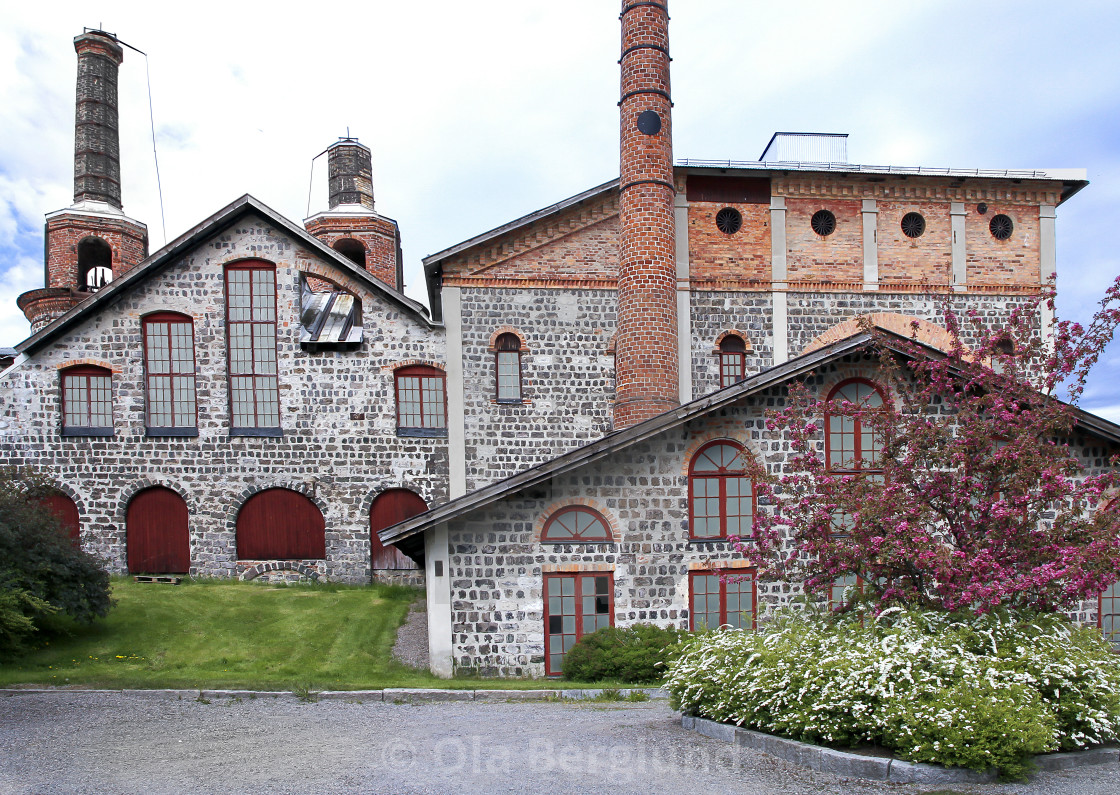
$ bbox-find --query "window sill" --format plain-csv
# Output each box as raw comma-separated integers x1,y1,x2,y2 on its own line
61,427,113,437
687,538,737,545
230,427,283,438
146,427,199,438
397,427,448,438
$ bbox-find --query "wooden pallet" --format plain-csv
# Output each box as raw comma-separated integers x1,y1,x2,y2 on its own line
132,575,183,585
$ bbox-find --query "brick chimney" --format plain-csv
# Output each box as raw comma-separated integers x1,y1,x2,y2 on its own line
18,29,149,334
614,0,679,429
305,137,404,292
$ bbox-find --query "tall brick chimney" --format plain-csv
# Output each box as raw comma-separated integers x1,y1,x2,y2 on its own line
305,137,404,292
614,0,679,429
73,31,124,208
18,29,148,334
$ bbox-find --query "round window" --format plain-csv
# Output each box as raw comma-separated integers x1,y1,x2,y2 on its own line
811,210,836,237
989,214,1014,240
900,212,926,239
715,207,742,235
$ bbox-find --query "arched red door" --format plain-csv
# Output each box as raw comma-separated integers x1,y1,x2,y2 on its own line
237,488,326,560
127,487,190,573
370,489,426,569
41,492,81,547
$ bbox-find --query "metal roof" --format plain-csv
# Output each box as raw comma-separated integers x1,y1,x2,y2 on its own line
379,329,1120,559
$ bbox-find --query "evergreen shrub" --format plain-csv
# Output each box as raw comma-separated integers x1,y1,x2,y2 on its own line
562,623,687,683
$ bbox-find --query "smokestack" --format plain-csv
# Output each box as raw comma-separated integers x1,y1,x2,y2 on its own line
73,30,125,208
614,0,679,429
327,138,375,210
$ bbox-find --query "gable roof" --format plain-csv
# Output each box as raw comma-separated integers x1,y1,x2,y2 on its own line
15,194,437,356
380,328,1120,559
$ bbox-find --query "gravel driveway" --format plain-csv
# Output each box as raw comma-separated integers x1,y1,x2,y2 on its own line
1,691,1116,795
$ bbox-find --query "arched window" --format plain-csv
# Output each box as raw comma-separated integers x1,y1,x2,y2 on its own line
127,486,190,574
77,236,113,291
688,440,753,540
541,506,613,543
1100,499,1119,648
143,313,197,435
237,488,326,560
395,365,446,435
61,365,113,436
825,379,885,472
332,238,367,269
495,333,522,402
226,262,280,435
718,335,747,387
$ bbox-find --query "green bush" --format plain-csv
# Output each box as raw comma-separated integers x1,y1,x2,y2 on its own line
664,607,1120,779
0,468,112,655
563,623,687,683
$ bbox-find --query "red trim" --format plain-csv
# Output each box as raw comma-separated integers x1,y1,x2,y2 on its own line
494,333,522,402
541,506,613,543
687,439,755,540
543,571,614,677
224,262,279,431
394,365,447,431
60,364,113,434
141,312,197,431
824,378,887,473
688,569,757,631
718,335,747,388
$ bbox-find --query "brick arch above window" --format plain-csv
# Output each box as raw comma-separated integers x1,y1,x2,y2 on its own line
488,326,530,353
711,330,753,354
386,359,446,373
533,498,620,543
54,358,118,373
800,313,973,359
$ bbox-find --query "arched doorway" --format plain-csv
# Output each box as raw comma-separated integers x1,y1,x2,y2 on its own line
126,487,190,573
369,489,426,570
236,488,326,560
40,491,81,547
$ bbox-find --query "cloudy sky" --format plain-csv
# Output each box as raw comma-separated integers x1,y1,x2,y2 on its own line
2,0,1118,418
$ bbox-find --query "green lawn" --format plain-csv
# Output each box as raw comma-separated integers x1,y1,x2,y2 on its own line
0,577,437,690
0,578,640,691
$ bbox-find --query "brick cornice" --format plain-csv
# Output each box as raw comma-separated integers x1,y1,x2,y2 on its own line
443,275,619,290
774,176,1061,206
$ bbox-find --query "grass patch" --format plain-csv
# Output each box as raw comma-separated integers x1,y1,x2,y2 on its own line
0,578,665,692
0,577,433,690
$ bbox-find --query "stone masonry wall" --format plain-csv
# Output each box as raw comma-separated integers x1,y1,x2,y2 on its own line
0,215,447,583
458,287,616,491
689,291,775,398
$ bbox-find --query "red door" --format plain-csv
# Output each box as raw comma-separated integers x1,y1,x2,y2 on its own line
237,488,326,560
41,492,81,547
370,489,426,569
127,487,190,573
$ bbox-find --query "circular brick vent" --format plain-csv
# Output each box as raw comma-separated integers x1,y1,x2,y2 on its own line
901,212,926,239
811,210,836,237
716,207,743,235
989,214,1014,240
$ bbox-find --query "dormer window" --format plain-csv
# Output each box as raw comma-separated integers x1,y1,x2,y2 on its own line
299,276,362,351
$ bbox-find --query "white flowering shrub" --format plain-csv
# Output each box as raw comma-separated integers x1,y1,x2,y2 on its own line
664,608,1120,779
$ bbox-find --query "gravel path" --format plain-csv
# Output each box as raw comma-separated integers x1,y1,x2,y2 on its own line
392,597,429,669
1,691,1116,794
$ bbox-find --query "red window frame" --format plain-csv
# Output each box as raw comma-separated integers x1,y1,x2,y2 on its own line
829,574,865,610
1101,582,1120,649
689,569,756,631
142,312,198,436
395,365,447,436
825,378,886,473
718,335,747,388
688,440,754,540
494,333,522,403
541,506,613,543
225,261,280,436
60,365,113,436
544,571,614,676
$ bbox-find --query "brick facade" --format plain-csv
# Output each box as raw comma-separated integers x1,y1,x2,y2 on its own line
304,213,401,292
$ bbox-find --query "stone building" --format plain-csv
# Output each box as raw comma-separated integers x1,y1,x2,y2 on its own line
1,4,1117,674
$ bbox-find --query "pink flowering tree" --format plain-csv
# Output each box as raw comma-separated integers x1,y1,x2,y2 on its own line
736,281,1120,613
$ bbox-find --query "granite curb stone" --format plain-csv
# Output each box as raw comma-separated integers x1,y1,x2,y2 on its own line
1,687,667,702
683,715,1120,784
